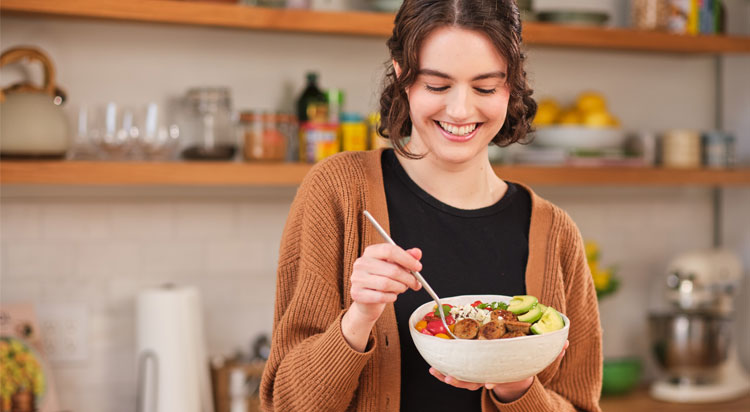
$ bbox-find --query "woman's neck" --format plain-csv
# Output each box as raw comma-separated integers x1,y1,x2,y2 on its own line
395,147,507,210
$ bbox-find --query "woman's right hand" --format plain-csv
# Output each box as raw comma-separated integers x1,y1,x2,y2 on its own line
342,244,422,351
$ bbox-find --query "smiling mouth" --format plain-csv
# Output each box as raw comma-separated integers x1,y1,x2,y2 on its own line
435,120,481,137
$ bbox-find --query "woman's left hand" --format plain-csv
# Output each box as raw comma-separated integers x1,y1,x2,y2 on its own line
429,340,569,402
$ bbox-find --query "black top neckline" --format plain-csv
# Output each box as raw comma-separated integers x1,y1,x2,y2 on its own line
384,148,517,218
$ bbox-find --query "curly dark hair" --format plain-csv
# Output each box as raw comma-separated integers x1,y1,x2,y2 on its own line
378,0,537,158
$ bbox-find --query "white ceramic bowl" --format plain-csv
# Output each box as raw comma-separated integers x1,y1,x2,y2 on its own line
409,294,570,383
532,126,626,150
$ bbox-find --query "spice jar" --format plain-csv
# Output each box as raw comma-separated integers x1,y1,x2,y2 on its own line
241,111,286,162
240,111,263,161
180,87,236,160
261,112,286,161
631,0,670,31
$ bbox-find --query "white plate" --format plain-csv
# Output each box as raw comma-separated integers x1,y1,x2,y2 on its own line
532,126,626,150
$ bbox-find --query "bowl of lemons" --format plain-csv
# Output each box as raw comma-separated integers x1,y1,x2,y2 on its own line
532,91,626,151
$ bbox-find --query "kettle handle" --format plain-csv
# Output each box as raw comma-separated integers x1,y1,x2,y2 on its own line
0,47,58,101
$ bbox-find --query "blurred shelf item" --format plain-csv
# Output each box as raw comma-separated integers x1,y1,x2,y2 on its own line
1,161,749,186
2,0,750,54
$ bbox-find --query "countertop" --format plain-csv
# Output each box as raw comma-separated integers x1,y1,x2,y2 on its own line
600,388,750,412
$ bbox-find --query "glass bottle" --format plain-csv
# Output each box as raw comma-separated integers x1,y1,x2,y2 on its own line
296,72,327,123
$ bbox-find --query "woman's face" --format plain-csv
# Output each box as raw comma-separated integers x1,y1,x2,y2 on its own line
404,26,510,166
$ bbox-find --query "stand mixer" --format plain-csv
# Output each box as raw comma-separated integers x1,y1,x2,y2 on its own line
648,248,750,403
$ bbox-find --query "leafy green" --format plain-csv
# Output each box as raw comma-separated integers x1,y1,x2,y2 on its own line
477,301,508,311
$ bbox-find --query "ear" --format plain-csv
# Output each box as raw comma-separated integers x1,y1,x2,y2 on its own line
393,60,402,78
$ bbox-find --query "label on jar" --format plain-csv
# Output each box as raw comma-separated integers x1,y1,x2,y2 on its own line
301,122,339,163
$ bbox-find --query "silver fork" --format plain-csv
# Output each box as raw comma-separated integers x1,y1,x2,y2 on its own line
363,210,458,339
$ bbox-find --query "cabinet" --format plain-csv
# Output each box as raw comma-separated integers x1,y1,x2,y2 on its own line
1,0,750,187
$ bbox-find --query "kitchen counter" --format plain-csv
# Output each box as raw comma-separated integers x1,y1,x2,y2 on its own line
600,388,750,412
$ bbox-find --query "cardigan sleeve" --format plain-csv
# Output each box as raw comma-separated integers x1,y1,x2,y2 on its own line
481,213,603,412
260,160,375,412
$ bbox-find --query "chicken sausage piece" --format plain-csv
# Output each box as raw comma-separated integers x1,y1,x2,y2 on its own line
491,309,518,322
478,320,505,340
503,320,531,334
453,318,480,340
501,330,527,339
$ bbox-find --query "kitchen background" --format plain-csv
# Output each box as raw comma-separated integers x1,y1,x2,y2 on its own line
1,0,749,411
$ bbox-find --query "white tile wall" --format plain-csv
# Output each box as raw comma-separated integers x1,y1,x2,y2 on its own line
0,189,295,412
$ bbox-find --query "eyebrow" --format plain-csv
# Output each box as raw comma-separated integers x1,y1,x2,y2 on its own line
418,68,507,81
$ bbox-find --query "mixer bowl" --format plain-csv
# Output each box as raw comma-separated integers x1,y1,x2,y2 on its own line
648,312,731,383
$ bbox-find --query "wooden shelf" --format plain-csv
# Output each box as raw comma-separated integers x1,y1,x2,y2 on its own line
600,387,750,412
2,0,750,54
2,161,749,186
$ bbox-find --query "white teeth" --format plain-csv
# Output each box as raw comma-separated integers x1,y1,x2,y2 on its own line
438,121,477,136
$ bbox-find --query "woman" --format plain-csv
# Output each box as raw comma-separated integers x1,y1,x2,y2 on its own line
260,1,602,411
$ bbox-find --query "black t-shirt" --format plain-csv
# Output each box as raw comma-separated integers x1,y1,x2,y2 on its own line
382,149,531,411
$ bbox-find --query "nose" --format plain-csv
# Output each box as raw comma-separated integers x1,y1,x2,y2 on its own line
445,86,474,122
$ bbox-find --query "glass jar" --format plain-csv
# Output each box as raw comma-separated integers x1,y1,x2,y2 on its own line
241,111,286,162
631,0,670,31
261,112,286,161
180,87,236,160
240,111,263,161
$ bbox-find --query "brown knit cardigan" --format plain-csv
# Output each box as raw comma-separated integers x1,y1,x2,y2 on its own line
260,149,602,412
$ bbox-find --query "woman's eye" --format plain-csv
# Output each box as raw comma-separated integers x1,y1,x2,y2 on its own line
475,87,497,95
425,84,449,92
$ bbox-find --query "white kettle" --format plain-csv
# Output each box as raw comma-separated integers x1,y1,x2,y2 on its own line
0,47,70,158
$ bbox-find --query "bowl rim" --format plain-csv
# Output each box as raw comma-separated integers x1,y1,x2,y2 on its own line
408,294,570,342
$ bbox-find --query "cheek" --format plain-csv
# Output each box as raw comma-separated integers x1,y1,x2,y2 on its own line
408,89,442,122
484,91,510,122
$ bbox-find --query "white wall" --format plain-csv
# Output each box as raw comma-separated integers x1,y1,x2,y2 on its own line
1,9,749,411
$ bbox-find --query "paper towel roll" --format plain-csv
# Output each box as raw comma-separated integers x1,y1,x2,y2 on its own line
136,285,214,412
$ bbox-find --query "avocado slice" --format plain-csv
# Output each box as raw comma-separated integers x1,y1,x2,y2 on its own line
518,304,543,323
530,307,565,335
507,295,538,315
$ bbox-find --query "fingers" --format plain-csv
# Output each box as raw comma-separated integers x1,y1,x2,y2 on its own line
429,368,483,391
556,340,570,362
364,243,422,273
357,245,422,291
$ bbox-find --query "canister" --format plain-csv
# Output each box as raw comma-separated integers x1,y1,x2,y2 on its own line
340,113,368,152
661,129,701,168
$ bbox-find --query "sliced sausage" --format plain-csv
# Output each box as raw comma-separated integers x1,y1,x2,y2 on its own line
478,320,505,340
503,320,531,334
491,309,518,322
453,318,480,339
501,330,527,339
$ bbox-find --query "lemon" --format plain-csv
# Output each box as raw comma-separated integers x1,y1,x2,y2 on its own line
582,109,613,128
557,108,582,125
534,98,560,126
576,91,607,114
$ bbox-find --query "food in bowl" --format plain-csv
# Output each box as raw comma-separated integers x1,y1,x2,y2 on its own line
408,294,570,383
413,295,565,340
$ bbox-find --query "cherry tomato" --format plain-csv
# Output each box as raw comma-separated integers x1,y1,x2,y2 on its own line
422,313,437,323
426,320,449,335
471,300,483,307
434,333,452,339
415,320,427,332
420,327,434,336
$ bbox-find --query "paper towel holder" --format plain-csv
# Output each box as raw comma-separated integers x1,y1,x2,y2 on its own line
136,349,159,412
